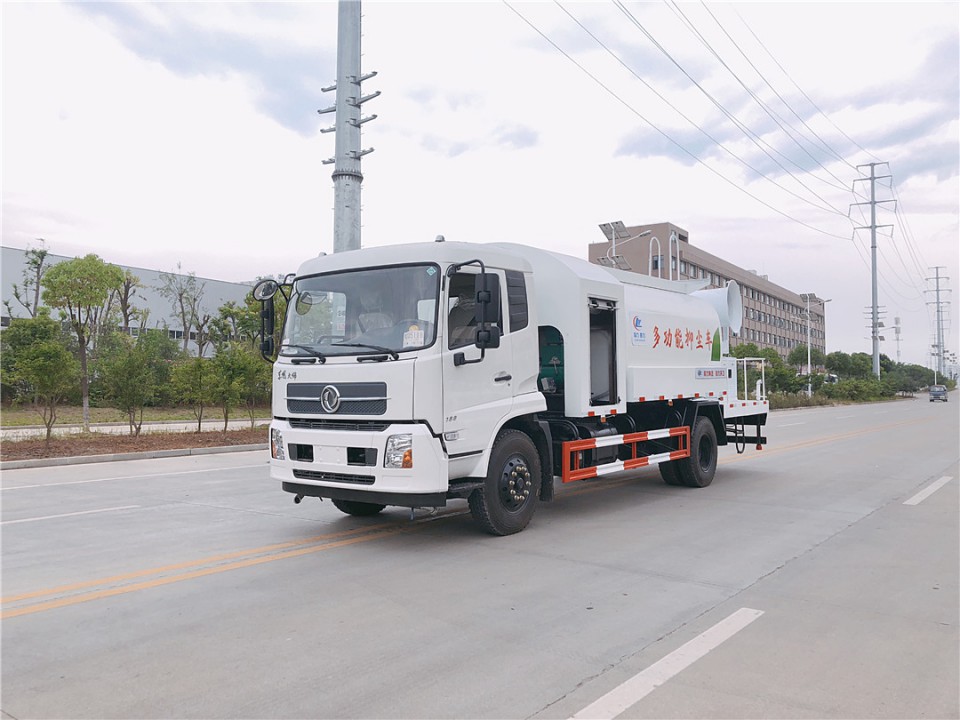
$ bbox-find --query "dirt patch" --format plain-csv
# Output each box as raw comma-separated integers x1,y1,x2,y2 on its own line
1,427,267,462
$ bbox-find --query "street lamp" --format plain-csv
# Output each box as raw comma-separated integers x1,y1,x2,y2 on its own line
597,221,650,271
801,294,831,397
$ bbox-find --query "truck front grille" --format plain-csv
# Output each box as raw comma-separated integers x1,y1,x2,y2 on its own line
287,419,390,432
293,469,375,485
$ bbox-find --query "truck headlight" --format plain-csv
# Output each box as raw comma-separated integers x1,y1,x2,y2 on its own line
384,434,413,469
271,428,286,460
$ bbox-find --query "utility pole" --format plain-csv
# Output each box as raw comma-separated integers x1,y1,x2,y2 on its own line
926,266,950,377
893,316,901,363
851,163,894,378
319,0,379,253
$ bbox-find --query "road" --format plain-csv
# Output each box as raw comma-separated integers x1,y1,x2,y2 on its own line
2,399,957,719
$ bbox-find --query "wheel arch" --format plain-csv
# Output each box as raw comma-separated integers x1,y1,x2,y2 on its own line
500,414,554,501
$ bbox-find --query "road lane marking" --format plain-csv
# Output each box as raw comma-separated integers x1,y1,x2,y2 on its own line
903,476,953,506
0,509,471,617
1,463,265,490
837,415,855,419
780,422,806,427
1,505,140,525
570,608,764,720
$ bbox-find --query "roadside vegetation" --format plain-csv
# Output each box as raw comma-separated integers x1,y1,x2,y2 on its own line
730,343,955,410
2,244,275,441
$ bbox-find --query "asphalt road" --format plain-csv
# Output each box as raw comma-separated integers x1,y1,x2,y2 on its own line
2,398,957,719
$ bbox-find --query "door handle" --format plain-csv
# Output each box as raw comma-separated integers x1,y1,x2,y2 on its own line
494,374,512,383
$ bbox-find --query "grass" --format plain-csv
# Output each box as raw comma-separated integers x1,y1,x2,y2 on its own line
0,405,270,428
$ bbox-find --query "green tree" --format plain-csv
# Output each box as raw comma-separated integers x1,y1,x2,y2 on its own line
848,353,874,379
209,344,248,430
787,343,826,373
136,329,185,406
825,351,852,378
172,357,212,431
41,254,125,431
0,310,70,403
8,339,80,440
100,338,155,436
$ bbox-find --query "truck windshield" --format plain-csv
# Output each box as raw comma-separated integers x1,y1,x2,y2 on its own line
281,264,440,357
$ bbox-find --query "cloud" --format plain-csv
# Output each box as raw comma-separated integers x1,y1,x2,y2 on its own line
73,3,333,136
493,125,538,150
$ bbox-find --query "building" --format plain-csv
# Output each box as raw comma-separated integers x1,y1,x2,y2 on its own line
1,246,253,356
587,222,827,363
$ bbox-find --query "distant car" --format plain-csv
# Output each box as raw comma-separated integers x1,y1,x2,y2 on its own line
929,385,948,402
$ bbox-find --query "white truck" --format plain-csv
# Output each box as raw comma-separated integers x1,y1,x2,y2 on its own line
253,240,768,535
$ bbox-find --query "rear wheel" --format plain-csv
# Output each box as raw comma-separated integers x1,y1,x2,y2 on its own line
469,429,541,535
332,499,386,516
659,461,684,486
678,417,718,488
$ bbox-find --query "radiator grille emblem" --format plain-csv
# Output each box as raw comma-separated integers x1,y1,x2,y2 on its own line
320,385,341,413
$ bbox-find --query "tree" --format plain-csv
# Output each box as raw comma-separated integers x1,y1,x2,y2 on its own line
158,263,206,354
4,241,51,318
100,338,155,436
42,254,125,431
825,351,852,378
1,311,63,402
8,339,80,441
172,357,212,432
136,329,185,406
116,269,147,331
787,344,825,373
209,344,248,431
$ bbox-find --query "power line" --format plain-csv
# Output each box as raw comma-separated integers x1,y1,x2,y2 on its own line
729,4,882,165
665,1,855,190
502,1,855,241
614,0,854,217
554,2,853,221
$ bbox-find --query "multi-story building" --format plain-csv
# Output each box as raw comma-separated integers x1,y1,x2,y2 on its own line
587,221,827,363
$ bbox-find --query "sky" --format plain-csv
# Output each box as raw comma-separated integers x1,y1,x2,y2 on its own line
2,1,957,368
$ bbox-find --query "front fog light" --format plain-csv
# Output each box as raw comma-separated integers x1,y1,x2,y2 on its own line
271,428,286,460
384,434,413,469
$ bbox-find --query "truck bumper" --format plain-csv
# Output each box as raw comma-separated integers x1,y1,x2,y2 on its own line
268,419,449,508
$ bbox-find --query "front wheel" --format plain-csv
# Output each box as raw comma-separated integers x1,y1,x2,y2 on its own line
469,429,541,535
332,499,386,516
678,417,718,488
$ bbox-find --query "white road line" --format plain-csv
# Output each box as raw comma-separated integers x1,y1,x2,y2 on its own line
1,463,265,491
837,415,855,419
1,505,141,525
903,476,953,506
780,422,806,427
570,608,764,720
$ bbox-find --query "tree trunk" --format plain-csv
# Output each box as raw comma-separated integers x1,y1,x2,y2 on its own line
79,334,90,432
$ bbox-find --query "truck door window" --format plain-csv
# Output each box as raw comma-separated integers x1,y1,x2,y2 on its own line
448,271,502,349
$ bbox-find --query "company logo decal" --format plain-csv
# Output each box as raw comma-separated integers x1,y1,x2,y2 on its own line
320,385,341,413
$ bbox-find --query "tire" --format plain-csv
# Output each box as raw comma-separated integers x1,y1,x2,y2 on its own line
331,499,386,517
678,417,718,488
659,461,684,486
469,429,541,536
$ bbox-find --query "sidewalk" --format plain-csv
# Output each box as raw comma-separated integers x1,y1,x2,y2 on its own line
1,419,270,471
1,418,270,442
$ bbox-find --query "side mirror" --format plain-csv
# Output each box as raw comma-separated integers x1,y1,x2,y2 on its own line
253,279,279,301
473,273,501,327
260,336,275,357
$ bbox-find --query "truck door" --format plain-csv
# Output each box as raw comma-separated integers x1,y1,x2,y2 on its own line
442,268,513,456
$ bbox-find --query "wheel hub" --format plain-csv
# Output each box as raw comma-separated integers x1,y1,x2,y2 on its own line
500,457,531,510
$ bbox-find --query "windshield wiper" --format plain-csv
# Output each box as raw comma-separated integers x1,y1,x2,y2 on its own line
332,342,400,361
280,344,327,364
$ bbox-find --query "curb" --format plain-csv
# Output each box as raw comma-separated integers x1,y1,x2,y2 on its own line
1,444,269,471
